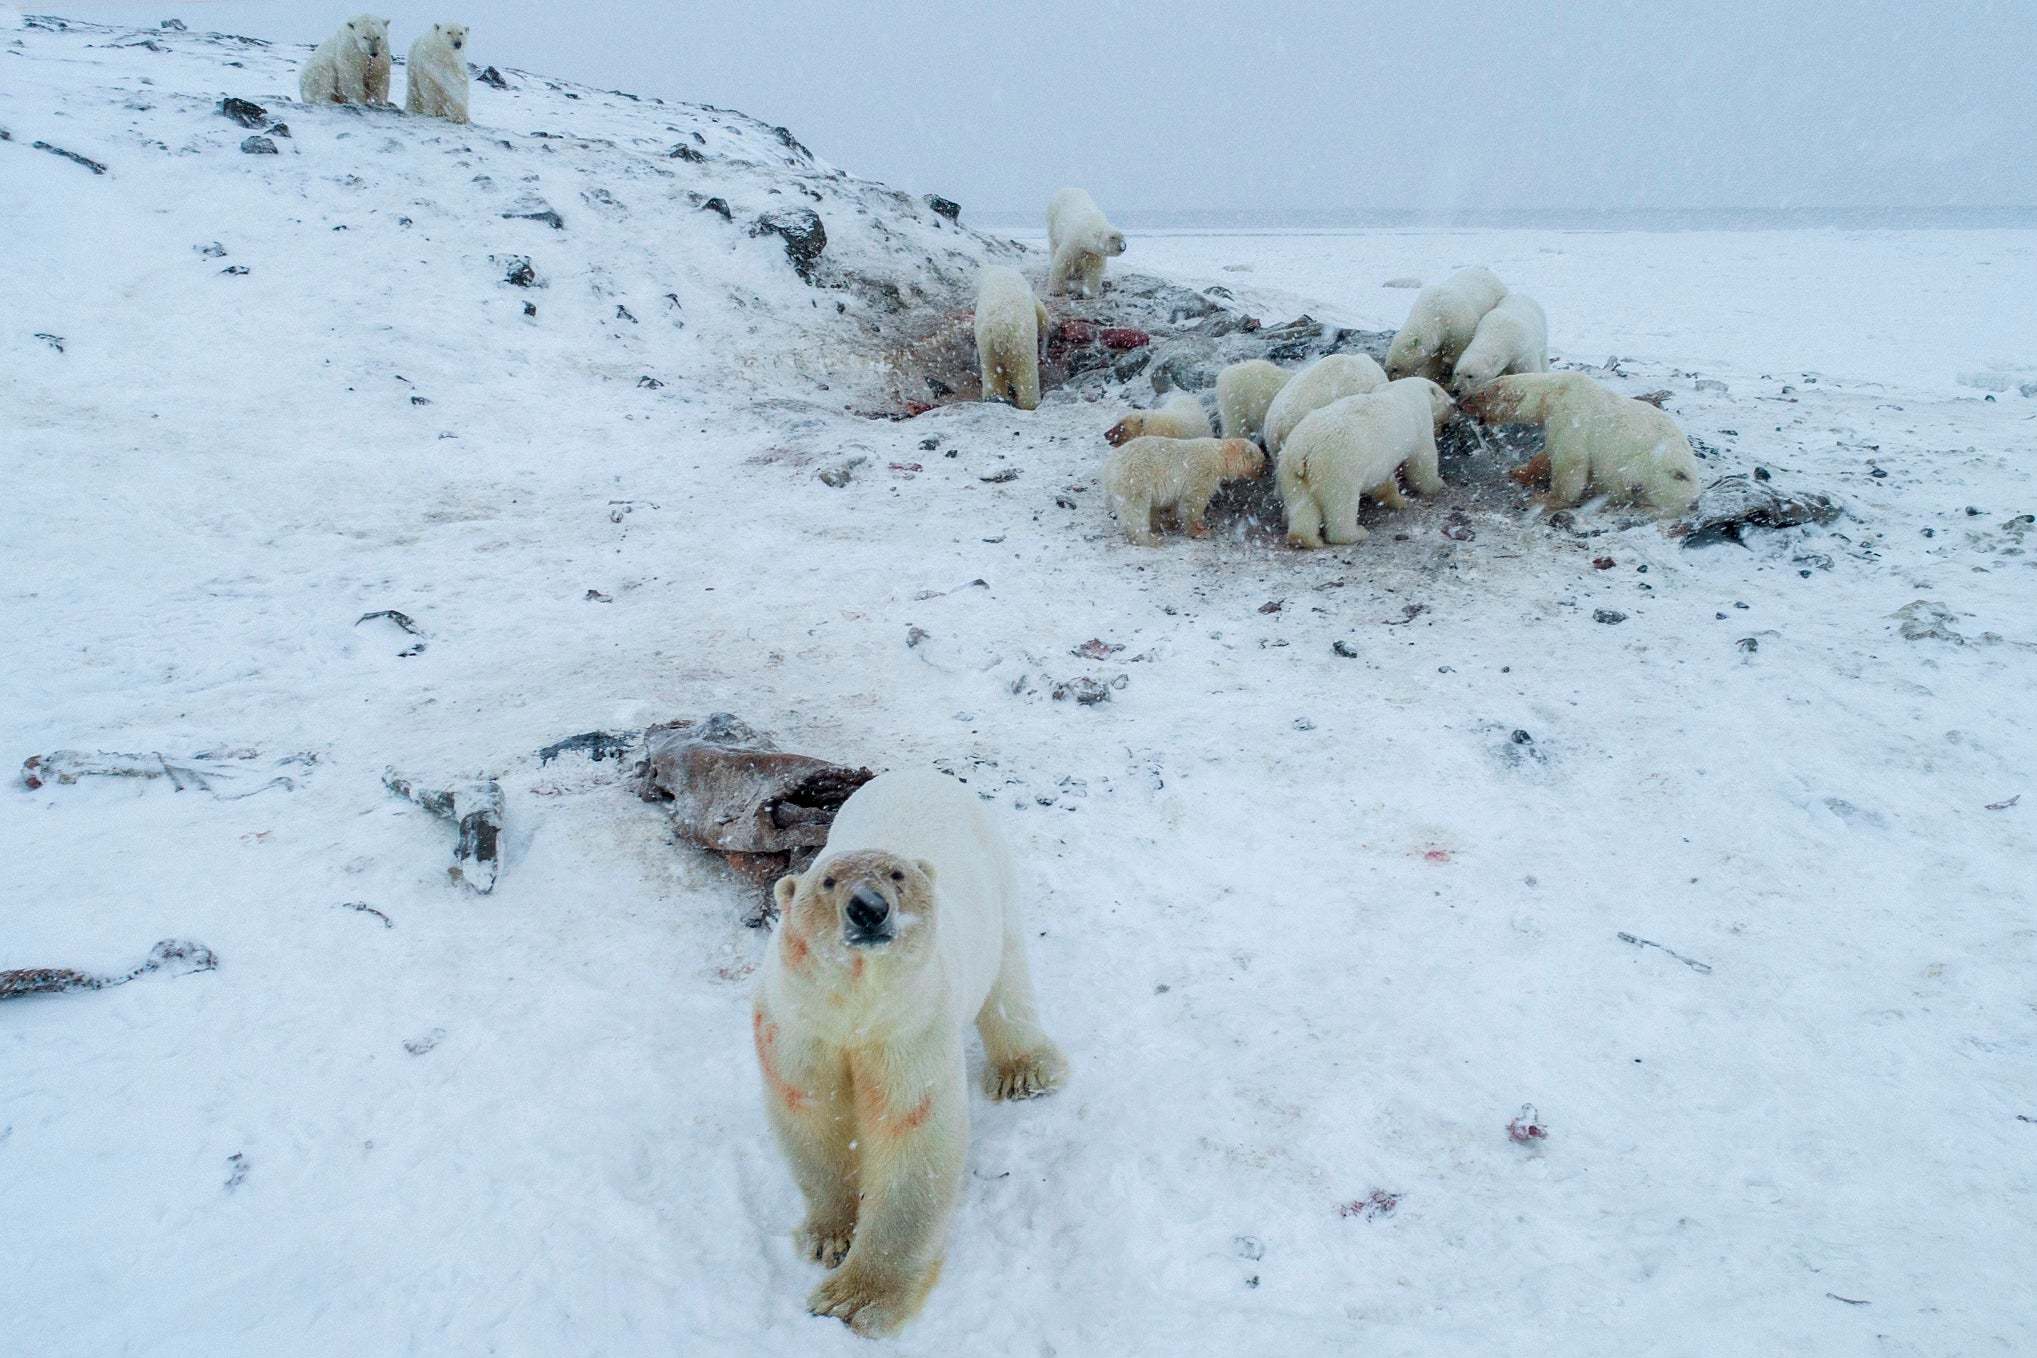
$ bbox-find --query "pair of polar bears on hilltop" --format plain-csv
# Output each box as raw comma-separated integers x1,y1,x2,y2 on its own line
299,14,472,123
1103,265,1701,547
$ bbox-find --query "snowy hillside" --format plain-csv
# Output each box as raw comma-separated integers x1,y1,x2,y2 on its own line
5,14,2036,1357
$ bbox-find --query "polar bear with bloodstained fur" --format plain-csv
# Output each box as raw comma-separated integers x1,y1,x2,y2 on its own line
1105,391,1209,446
1217,358,1291,443
404,23,471,123
1278,378,1454,548
1459,373,1702,516
1261,352,1389,455
1448,292,1548,395
974,266,1050,410
1384,266,1507,383
1105,436,1264,545
300,15,392,106
755,769,1065,1337
1046,188,1126,298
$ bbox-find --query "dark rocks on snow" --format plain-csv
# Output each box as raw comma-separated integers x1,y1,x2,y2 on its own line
34,332,63,353
667,142,705,162
504,206,565,229
502,255,537,287
769,125,812,159
1677,474,1841,547
240,134,277,155
160,17,188,30
218,95,266,126
32,141,108,175
220,264,249,275
699,195,732,220
750,207,827,281
924,194,961,222
1593,609,1628,625
477,66,509,89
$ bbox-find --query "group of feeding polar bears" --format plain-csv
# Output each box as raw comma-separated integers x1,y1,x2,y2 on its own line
975,189,1704,549
298,14,472,123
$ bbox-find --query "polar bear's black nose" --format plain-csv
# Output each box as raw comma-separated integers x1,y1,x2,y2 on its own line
845,885,891,935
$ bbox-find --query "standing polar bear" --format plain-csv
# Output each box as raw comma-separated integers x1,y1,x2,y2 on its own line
404,23,472,123
1260,352,1389,455
1105,391,1210,445
1459,373,1702,516
1384,266,1508,383
973,266,1050,411
300,15,392,107
755,769,1066,1338
1104,435,1264,545
1045,188,1127,298
1278,377,1454,548
1216,358,1292,443
1448,292,1548,395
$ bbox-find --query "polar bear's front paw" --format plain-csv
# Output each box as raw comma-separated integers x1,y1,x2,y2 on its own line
808,1263,925,1337
795,1214,855,1269
988,1043,1067,1101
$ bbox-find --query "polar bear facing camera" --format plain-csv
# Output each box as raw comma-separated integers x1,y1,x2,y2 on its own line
1104,435,1264,545
755,769,1066,1337
1278,378,1454,548
1459,373,1702,516
1105,391,1210,445
1217,358,1292,443
973,265,1050,410
1261,352,1389,455
300,15,392,106
405,23,472,123
1384,266,1508,383
1046,188,1127,298
1448,292,1548,395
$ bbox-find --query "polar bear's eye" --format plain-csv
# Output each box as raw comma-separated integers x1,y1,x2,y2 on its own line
821,876,835,889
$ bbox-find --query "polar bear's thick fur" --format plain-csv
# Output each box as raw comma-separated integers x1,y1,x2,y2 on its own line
1261,352,1389,455
404,23,471,123
973,266,1050,411
1277,378,1454,549
300,15,392,106
1045,188,1126,299
756,770,1065,1337
1383,266,1508,383
1105,391,1210,446
1459,373,1702,516
1217,358,1292,442
1104,436,1264,545
1448,292,1548,395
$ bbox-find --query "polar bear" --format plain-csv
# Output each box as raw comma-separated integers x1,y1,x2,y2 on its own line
300,15,392,107
1105,391,1210,445
404,23,471,123
1448,292,1548,395
1383,266,1508,383
973,265,1050,410
755,769,1065,1337
1459,373,1702,516
1045,188,1126,299
1216,358,1291,443
1261,352,1389,455
1104,435,1264,545
1277,378,1453,548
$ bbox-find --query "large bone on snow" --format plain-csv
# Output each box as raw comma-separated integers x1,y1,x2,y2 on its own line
383,770,506,894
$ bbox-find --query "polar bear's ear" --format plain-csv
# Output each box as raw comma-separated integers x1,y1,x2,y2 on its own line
914,859,937,889
773,874,800,914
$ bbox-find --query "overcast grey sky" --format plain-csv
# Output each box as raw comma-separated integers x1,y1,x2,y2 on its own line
57,1,2037,221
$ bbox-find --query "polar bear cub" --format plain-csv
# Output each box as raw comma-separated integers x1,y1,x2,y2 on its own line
1459,373,1702,516
1278,378,1454,548
300,15,392,106
1384,266,1508,383
404,22,471,123
1105,391,1210,445
974,265,1051,411
1216,358,1292,443
1448,292,1548,395
756,769,1065,1337
1261,352,1389,455
1046,188,1127,298
1105,436,1264,545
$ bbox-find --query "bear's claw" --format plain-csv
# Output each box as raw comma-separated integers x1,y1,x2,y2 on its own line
988,1045,1066,1101
808,1266,919,1337
795,1218,855,1269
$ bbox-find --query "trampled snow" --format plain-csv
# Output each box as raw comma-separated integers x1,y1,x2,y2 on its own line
4,16,2035,1357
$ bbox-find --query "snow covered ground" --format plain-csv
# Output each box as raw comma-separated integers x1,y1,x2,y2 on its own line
5,15,2035,1357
